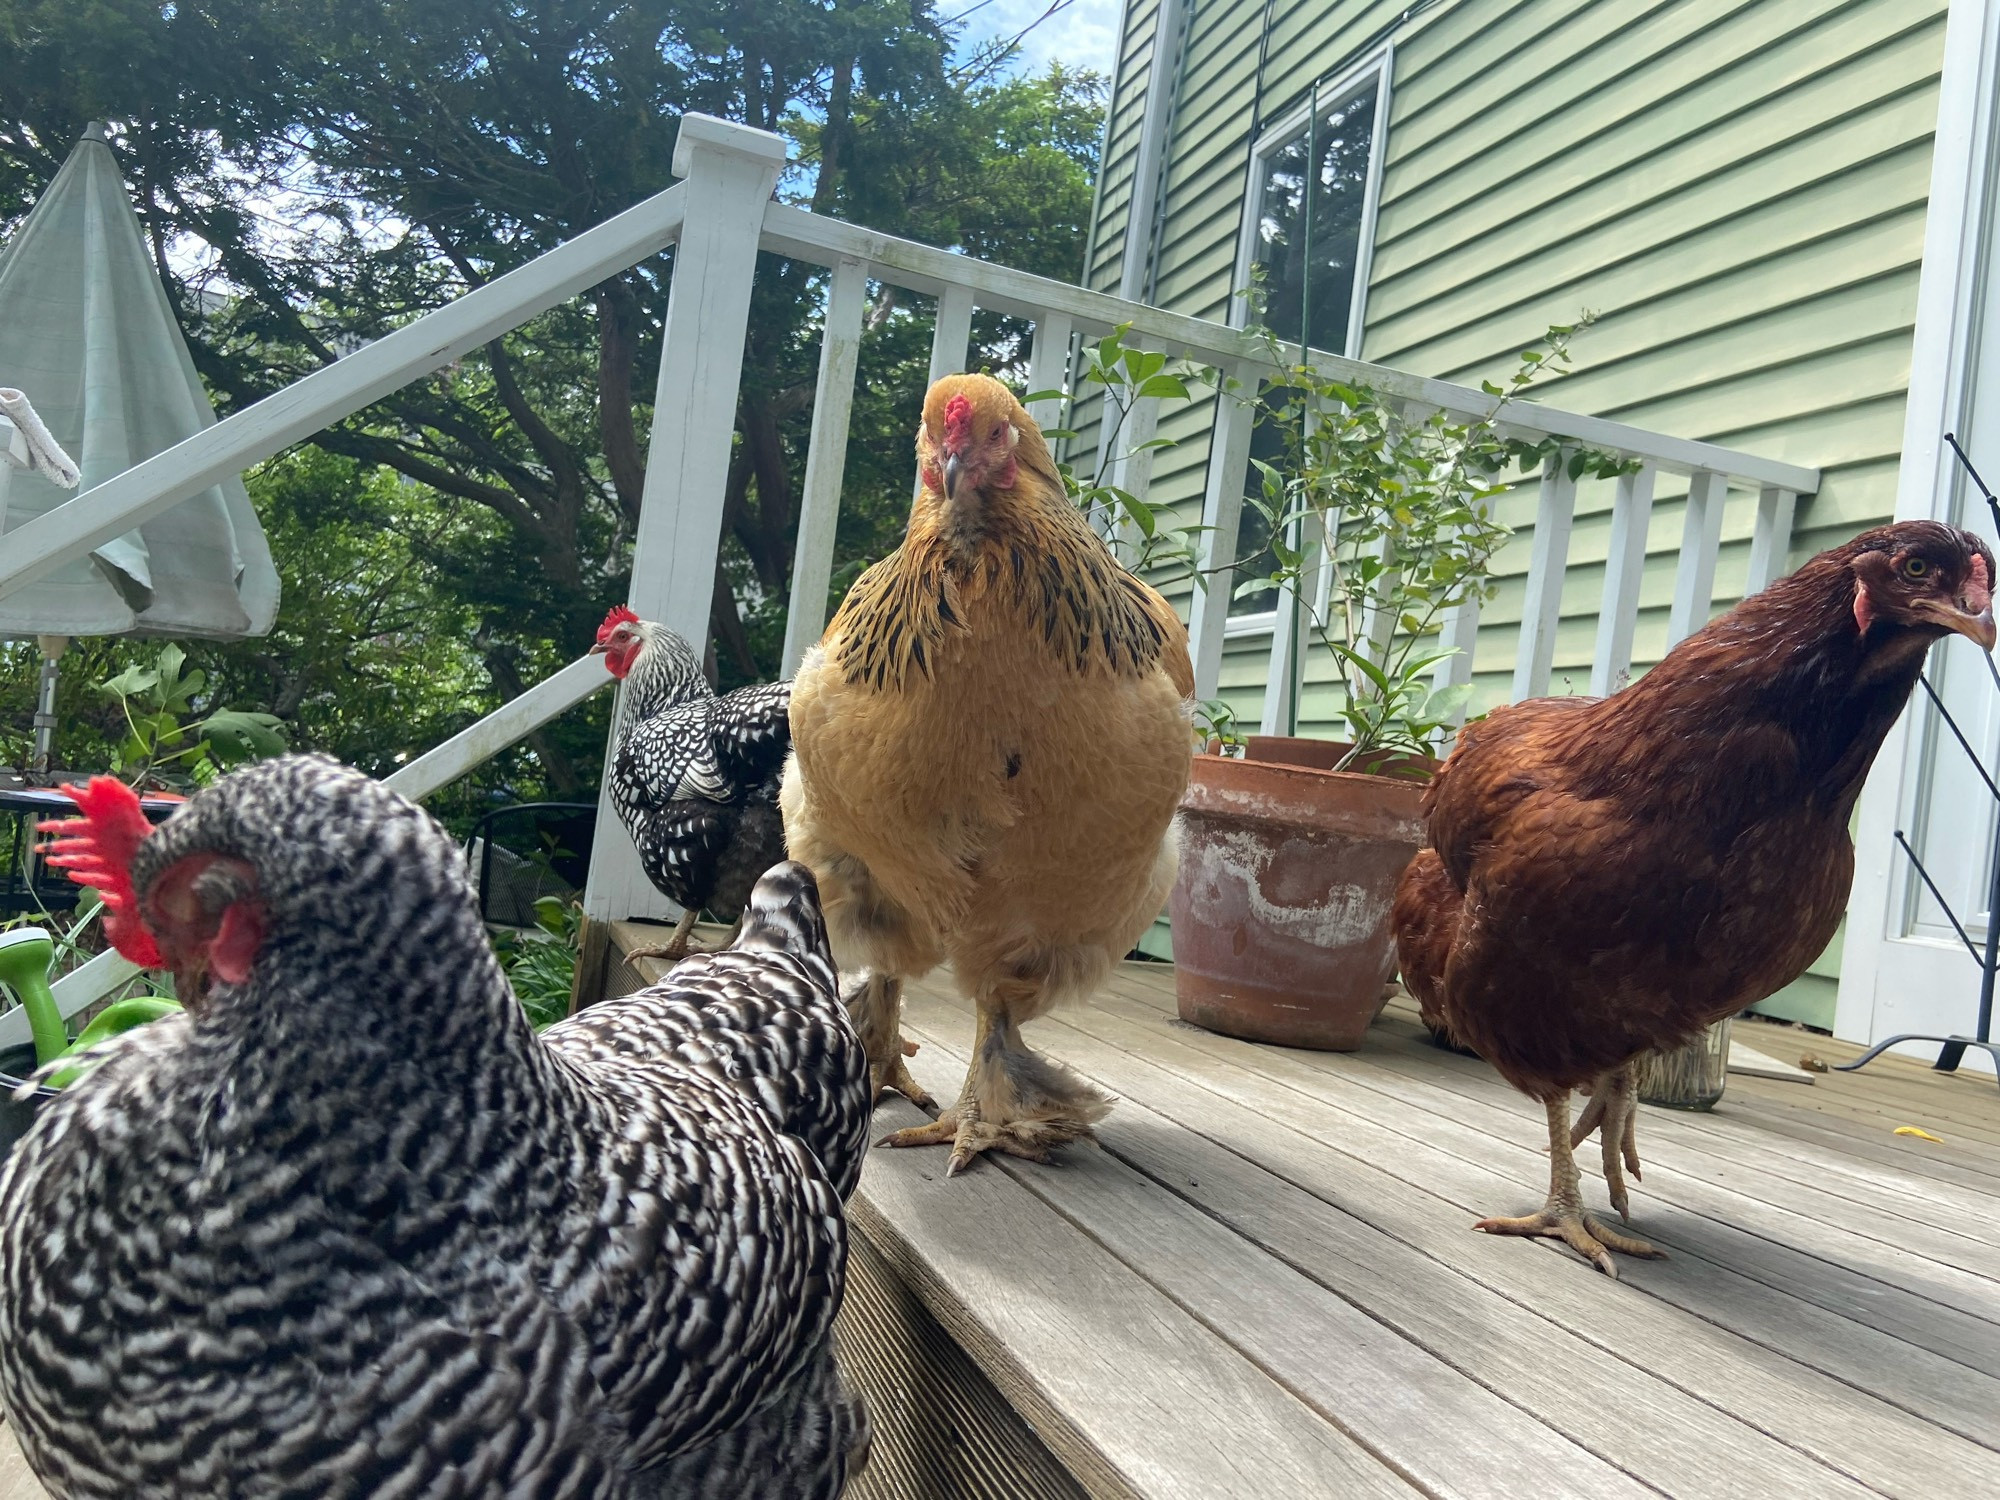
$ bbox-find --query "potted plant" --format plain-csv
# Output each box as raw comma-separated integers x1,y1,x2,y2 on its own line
1171,323,1632,1049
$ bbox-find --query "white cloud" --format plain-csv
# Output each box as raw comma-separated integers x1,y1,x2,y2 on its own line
951,0,1123,80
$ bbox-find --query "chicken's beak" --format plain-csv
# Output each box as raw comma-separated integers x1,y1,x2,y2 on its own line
587,641,610,655
1953,603,1998,651
943,452,963,502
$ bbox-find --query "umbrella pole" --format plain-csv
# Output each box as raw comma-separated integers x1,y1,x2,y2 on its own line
31,634,66,775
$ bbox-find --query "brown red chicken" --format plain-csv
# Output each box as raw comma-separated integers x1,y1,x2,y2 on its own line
1393,520,1997,1273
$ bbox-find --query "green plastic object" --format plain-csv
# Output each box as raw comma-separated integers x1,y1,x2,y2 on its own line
0,928,67,1066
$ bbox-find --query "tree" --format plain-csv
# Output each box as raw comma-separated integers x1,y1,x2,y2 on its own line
0,0,1104,791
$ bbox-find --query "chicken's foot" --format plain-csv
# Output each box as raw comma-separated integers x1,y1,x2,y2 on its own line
1570,1066,1643,1220
878,1004,1108,1175
1477,1092,1663,1277
845,973,934,1109
623,907,705,965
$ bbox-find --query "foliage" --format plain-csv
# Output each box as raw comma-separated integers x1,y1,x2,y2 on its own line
1238,316,1636,767
0,2,1110,800
494,896,583,1032
96,643,286,792
1036,322,1206,579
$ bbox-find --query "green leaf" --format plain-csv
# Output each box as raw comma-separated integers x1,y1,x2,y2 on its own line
98,664,160,700
1135,374,1190,401
200,710,289,764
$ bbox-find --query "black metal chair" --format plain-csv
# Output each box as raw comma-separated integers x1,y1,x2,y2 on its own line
464,802,598,929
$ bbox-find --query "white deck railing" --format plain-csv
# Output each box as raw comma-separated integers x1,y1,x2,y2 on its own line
0,113,1819,1023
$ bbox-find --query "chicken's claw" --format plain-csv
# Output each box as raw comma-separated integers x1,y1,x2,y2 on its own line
1474,1208,1664,1278
877,1103,1091,1175
872,1051,935,1111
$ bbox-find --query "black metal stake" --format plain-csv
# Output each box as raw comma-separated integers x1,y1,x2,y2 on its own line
1837,432,2000,1088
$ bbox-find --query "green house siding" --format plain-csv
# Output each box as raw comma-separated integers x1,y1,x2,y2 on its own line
1096,0,1951,1016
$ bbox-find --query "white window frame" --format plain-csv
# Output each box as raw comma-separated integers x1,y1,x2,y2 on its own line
1224,44,1395,642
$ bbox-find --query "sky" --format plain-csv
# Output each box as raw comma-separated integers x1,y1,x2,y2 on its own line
955,0,1123,79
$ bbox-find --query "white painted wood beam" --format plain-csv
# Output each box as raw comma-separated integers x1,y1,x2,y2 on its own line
1187,363,1258,702
1746,484,1798,595
1589,465,1657,696
1666,469,1730,648
584,116,788,923
1512,457,1578,701
782,255,868,676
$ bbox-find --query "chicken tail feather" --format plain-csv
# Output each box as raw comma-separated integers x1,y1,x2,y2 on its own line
732,862,836,980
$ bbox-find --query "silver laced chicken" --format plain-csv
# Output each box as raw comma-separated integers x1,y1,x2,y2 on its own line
593,604,793,963
1,754,870,1498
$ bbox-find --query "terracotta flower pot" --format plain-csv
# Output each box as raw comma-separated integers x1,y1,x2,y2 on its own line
1170,739,1427,1050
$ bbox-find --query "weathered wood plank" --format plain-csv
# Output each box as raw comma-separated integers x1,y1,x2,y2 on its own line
1334,1013,2000,1282
852,1095,1415,1500
886,1028,1662,1500
933,988,2000,1488
0,1422,44,1500
893,1003,1887,1500
1038,984,2000,1437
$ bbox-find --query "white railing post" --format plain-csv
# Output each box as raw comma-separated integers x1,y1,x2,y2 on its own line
929,285,975,385
583,115,788,924
1100,362,1161,568
1512,455,1578,701
1746,484,1797,595
1187,362,1258,703
781,255,868,677
1666,469,1729,648
1432,597,1481,727
1260,514,1320,737
1026,311,1074,432
1589,464,1656,697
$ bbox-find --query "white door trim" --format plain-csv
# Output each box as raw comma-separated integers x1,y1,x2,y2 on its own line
1837,0,2000,1070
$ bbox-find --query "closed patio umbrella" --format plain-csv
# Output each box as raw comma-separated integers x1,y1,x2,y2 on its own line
0,121,279,646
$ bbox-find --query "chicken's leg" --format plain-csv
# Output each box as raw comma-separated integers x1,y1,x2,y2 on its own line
627,910,750,965
1570,1066,1643,1220
1476,1091,1663,1277
845,972,933,1108
878,996,1109,1175
624,907,702,965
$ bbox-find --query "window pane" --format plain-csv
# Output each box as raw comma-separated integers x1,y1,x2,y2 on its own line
1249,81,1379,354
1228,420,1287,616
1231,78,1381,617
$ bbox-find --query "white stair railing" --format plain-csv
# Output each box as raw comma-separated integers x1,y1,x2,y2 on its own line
13,112,1823,1021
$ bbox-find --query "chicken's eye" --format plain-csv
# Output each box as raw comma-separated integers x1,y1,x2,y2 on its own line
1903,557,1931,579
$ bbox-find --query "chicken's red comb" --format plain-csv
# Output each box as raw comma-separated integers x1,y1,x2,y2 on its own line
943,393,974,453
1972,553,1992,610
597,604,640,644
37,778,165,969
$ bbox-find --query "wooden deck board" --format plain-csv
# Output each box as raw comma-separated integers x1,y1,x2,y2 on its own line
874,959,1997,1497
932,988,2000,1476
1090,982,2000,1374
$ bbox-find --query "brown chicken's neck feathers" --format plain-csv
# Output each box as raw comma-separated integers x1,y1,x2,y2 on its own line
1586,548,1936,814
829,425,1180,693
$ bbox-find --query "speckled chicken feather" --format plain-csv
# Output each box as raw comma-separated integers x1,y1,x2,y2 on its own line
0,755,868,1498
606,624,793,921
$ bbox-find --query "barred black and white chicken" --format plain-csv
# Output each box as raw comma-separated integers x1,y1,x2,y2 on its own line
595,605,793,961
2,754,871,1498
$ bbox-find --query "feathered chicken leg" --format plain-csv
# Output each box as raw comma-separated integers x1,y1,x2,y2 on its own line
879,990,1109,1175
846,973,934,1108
1570,1066,1643,1219
1476,1090,1664,1277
